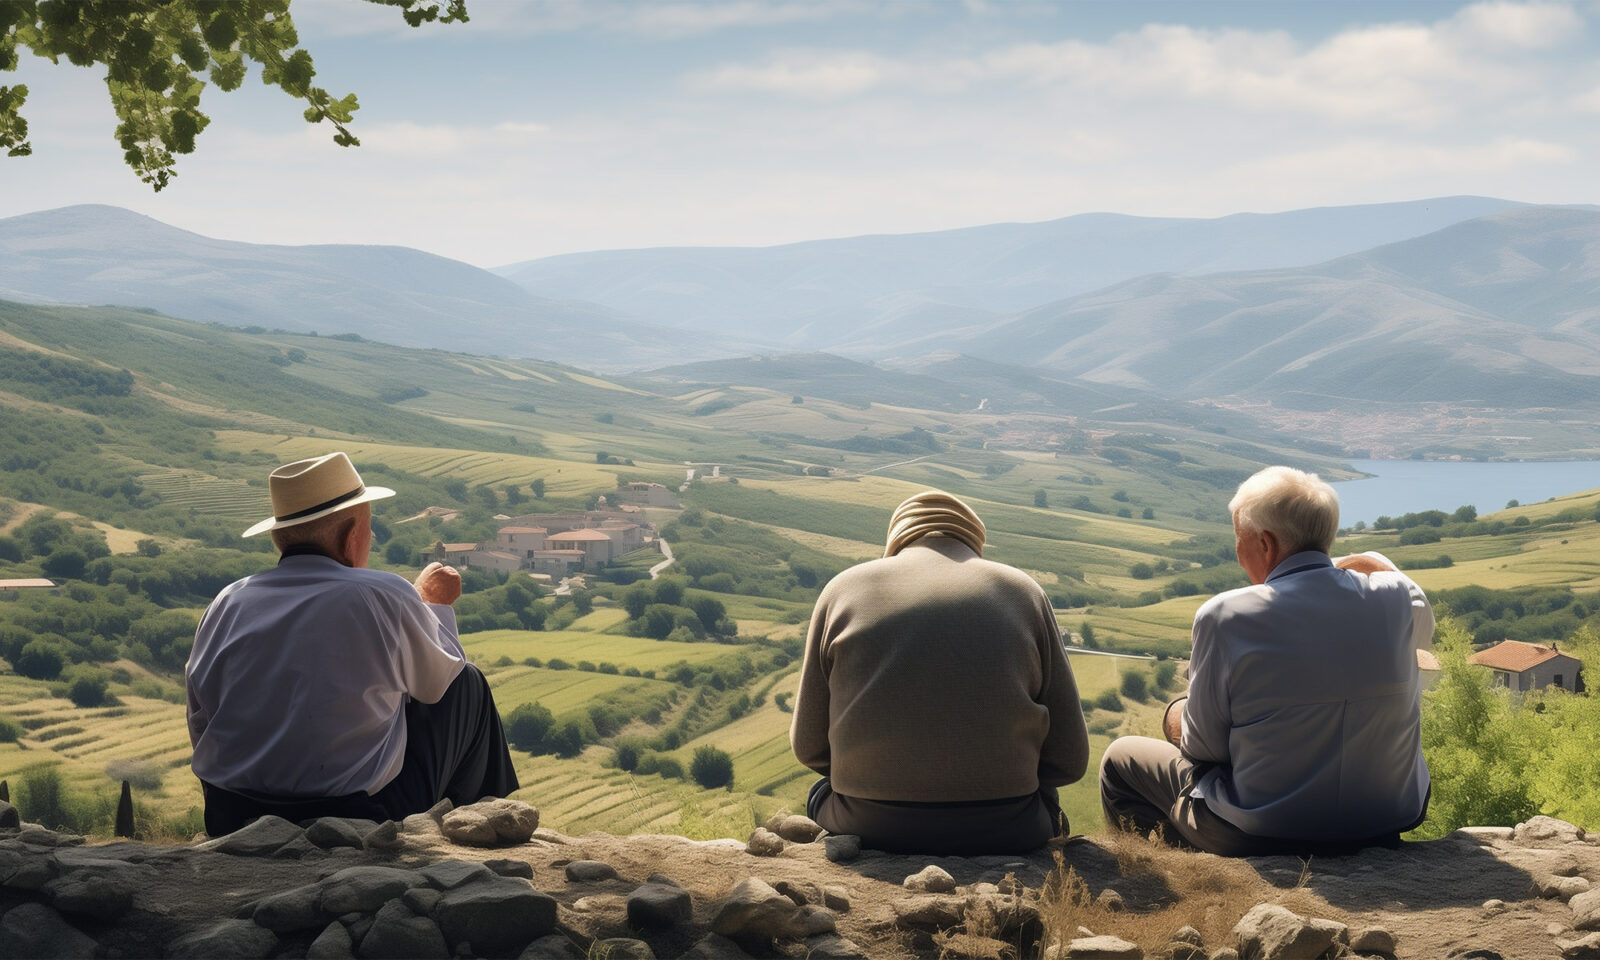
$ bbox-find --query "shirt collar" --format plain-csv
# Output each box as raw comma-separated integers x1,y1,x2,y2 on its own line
277,547,344,567
1265,550,1332,583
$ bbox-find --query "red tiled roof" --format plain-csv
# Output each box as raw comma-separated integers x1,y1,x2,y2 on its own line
0,579,54,589
440,543,477,552
499,526,547,534
1469,640,1568,673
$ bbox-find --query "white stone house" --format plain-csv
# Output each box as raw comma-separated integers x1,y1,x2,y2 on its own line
1470,640,1585,693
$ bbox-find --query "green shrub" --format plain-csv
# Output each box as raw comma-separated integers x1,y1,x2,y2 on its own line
635,752,684,779
505,702,555,754
14,640,66,680
67,669,112,708
1120,671,1149,703
0,716,22,743
1153,661,1178,694
690,745,735,790
613,740,641,772
1094,690,1125,712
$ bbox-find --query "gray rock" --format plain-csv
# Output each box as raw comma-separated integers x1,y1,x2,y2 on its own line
1542,875,1594,900
197,815,304,856
0,902,97,959
252,883,324,933
434,877,558,955
0,848,57,890
804,933,870,959
404,887,443,916
1093,888,1124,912
166,918,279,959
307,921,355,960
645,873,680,887
15,825,85,847
425,798,454,821
1172,927,1205,947
1482,899,1507,915
403,811,445,837
774,878,822,906
1233,904,1335,960
1514,815,1586,846
488,858,535,879
627,881,693,928
0,800,18,830
1306,918,1348,946
682,933,753,959
44,871,137,918
518,934,586,959
797,904,837,936
823,834,861,863
1559,932,1600,960
565,859,620,882
567,894,633,941
1063,935,1142,959
745,827,786,857
592,939,655,959
1450,826,1515,843
1574,888,1600,932
1350,927,1396,955
774,814,825,843
441,798,539,847
422,860,495,890
892,894,967,928
307,818,370,850
273,835,324,859
358,900,449,959
822,884,851,912
712,877,804,945
903,864,957,893
363,820,404,850
320,865,429,915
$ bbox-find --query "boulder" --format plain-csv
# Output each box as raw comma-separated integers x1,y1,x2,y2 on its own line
805,932,872,958
1061,935,1142,959
433,877,558,955
306,921,355,960
1575,888,1600,932
357,900,449,959
564,894,633,941
44,871,137,919
797,904,838,936
1350,926,1396,955
306,818,370,850
518,934,586,959
1093,888,1125,912
404,888,443,916
627,881,693,929
252,882,325,933
745,827,786,857
565,859,620,882
1541,875,1594,901
774,878,822,905
774,814,826,843
822,884,851,912
319,865,429,915
441,798,539,847
823,834,861,863
1515,816,1586,846
903,865,957,893
166,918,279,959
488,858,535,879
1233,903,1338,960
362,820,403,850
1558,932,1600,960
421,860,496,890
712,877,804,945
197,815,303,857
892,894,967,928
681,933,753,958
0,902,97,959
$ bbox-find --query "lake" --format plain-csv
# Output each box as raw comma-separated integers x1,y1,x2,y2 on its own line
1333,459,1600,526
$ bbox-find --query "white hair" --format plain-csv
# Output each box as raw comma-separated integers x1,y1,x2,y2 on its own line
1228,466,1339,555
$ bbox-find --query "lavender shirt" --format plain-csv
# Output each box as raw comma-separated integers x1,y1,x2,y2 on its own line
1181,551,1434,840
187,554,465,797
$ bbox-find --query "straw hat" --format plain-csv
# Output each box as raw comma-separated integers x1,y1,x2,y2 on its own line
243,452,395,538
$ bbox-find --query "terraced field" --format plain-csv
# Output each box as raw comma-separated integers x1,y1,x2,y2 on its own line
463,629,750,673
138,471,269,519
479,665,677,717
506,754,759,837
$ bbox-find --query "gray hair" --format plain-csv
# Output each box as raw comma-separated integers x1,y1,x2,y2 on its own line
270,503,367,554
1228,466,1339,555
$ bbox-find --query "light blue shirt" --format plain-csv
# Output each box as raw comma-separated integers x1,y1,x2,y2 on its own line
187,554,465,797
1182,551,1434,840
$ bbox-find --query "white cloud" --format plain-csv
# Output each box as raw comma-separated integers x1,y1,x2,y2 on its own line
686,51,892,98
1445,1,1584,49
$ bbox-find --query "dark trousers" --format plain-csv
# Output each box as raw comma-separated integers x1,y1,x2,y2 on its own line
806,777,1065,856
203,663,519,836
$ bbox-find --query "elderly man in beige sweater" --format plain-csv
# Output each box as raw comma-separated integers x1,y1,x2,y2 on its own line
790,490,1089,854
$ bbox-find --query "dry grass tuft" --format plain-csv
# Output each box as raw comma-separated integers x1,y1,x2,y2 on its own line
1040,830,1350,955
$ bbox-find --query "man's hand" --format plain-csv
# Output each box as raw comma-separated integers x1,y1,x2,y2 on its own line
1163,696,1185,746
414,562,462,605
1334,553,1397,576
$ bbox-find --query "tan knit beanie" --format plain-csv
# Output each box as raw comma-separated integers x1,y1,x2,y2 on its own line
884,490,986,558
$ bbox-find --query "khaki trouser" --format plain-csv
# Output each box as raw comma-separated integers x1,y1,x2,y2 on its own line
1098,736,1299,858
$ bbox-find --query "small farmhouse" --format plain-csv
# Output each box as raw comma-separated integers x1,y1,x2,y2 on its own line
1469,640,1585,693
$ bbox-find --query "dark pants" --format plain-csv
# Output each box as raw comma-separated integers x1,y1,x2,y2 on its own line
806,777,1065,856
203,663,519,836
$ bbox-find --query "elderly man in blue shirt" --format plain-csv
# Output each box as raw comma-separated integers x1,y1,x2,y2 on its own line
1099,466,1434,856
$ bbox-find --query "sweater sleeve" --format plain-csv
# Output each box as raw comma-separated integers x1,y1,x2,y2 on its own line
1034,592,1090,787
1181,600,1232,765
789,591,833,776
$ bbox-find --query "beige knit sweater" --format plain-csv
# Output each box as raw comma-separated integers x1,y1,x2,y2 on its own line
790,536,1089,802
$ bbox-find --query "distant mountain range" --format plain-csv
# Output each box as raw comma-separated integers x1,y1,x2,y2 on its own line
7,197,1600,414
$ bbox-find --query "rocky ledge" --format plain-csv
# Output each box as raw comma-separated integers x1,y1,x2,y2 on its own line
0,797,1598,959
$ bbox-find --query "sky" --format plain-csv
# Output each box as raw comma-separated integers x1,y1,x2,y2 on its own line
3,0,1599,267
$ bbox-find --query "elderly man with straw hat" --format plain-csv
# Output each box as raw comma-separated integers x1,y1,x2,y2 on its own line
790,490,1089,854
187,453,518,836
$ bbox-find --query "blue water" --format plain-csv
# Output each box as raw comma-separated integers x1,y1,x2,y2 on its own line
1333,460,1600,526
